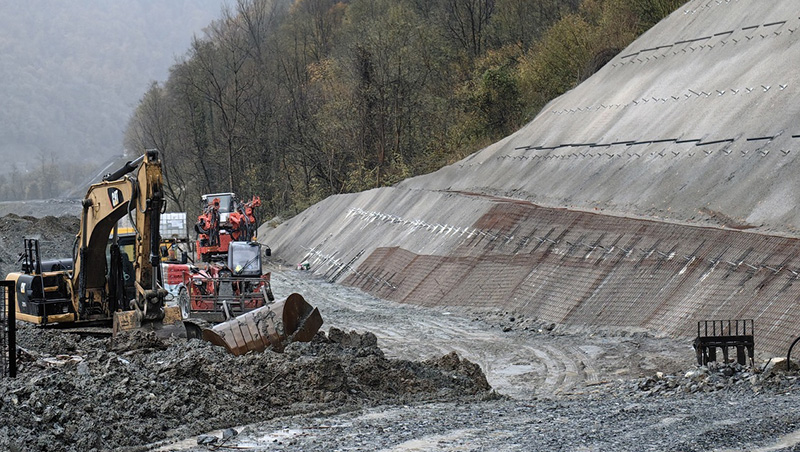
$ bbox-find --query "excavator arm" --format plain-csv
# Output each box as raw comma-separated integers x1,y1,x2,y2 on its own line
70,149,183,336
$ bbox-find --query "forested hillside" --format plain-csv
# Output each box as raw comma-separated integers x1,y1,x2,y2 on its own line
0,0,223,200
125,0,683,217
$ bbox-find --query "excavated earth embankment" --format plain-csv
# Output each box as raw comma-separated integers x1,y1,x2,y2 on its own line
2,326,491,452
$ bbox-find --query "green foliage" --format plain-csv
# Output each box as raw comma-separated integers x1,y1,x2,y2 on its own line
464,47,524,137
517,13,598,116
125,0,681,219
516,0,683,120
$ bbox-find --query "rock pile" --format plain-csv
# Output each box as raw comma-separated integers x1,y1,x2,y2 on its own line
2,324,493,452
618,361,800,398
0,214,79,278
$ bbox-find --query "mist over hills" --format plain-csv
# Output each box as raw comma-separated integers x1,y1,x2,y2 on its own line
0,0,224,195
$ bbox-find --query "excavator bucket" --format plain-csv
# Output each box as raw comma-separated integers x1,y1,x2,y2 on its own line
113,305,187,338
202,293,323,355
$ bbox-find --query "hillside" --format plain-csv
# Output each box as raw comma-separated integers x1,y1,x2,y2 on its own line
122,0,603,214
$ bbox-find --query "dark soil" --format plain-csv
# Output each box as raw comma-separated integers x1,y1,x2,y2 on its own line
4,326,492,452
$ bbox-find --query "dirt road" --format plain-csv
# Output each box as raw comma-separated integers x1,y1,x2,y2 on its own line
153,267,800,452
270,265,696,400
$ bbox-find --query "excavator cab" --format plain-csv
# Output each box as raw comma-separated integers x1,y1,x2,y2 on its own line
106,232,137,310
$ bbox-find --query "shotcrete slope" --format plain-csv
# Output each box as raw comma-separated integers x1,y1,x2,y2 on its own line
409,0,800,233
260,0,800,357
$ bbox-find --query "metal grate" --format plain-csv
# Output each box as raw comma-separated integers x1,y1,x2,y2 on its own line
694,319,754,366
697,319,754,338
0,281,16,378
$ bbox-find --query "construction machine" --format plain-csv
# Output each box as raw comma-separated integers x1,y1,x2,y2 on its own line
183,196,323,352
117,211,192,264
6,150,184,336
195,193,265,262
177,241,275,322
5,150,323,353
167,192,274,322
114,212,191,299
203,293,323,355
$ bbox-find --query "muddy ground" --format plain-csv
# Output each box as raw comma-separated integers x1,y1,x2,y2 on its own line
5,325,491,452
147,267,800,452
4,213,800,451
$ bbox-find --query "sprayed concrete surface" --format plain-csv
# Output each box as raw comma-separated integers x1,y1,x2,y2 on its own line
260,0,800,356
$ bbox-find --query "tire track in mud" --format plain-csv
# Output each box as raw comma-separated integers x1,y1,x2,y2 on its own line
272,269,613,399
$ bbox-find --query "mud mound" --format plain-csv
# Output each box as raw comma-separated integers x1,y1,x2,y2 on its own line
287,328,492,400
111,330,172,354
3,325,492,452
0,213,79,278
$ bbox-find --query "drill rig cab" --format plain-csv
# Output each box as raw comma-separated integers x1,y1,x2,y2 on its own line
6,150,184,336
195,193,263,262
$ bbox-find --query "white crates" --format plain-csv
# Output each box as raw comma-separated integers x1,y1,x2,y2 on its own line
116,212,188,240
161,212,188,240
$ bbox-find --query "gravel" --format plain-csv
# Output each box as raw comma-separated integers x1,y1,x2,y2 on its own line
159,365,800,452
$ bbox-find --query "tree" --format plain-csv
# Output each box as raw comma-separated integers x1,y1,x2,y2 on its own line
121,0,683,218
442,0,495,57
490,0,579,51
125,82,190,211
325,0,452,188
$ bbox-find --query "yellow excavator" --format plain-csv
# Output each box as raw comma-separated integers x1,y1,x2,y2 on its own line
6,150,184,336
6,150,322,351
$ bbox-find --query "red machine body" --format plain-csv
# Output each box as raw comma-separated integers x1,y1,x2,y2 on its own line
195,193,261,262
183,266,271,314
177,241,274,322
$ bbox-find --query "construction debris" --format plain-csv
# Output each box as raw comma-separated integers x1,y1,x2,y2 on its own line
613,361,800,398
2,324,493,452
